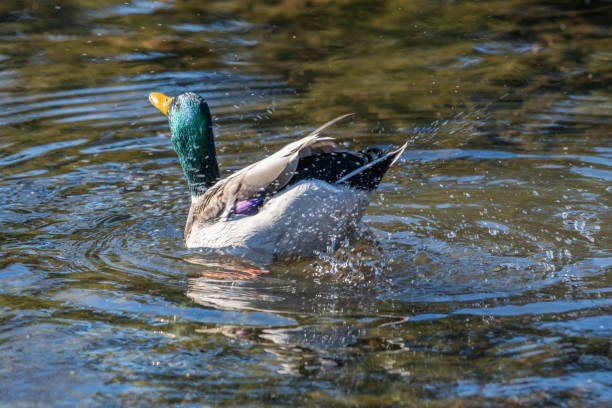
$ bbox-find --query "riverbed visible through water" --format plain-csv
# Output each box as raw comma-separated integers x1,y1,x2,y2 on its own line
0,0,611,406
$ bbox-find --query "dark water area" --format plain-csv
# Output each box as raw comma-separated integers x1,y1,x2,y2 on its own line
1,0,611,406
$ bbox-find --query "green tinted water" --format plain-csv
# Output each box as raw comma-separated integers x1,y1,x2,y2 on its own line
0,0,611,406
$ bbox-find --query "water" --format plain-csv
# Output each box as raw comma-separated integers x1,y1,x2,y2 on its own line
1,0,611,406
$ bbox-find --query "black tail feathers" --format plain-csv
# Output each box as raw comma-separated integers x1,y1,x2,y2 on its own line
335,142,407,191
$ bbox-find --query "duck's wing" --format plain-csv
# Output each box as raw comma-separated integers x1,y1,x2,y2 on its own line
240,113,355,193
184,114,354,238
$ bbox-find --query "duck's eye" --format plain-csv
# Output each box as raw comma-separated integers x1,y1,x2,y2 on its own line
174,99,181,109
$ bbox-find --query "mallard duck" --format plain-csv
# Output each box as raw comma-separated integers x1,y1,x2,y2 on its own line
149,91,406,258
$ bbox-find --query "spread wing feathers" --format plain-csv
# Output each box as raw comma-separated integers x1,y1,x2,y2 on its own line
184,114,354,237
241,134,336,196
301,113,355,140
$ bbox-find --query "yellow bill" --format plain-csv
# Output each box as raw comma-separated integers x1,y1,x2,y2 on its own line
149,92,174,116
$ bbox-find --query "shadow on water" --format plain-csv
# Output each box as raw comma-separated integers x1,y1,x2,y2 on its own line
0,0,611,406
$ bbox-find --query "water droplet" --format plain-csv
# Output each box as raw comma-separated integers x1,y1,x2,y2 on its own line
574,220,585,232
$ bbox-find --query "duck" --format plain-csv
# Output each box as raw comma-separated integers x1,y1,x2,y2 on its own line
149,91,406,259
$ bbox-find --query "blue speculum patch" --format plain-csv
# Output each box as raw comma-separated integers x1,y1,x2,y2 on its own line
234,197,263,215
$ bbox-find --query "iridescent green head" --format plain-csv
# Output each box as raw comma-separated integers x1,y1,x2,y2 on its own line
149,91,220,196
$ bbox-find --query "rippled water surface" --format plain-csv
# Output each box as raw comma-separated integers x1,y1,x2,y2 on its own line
1,0,611,406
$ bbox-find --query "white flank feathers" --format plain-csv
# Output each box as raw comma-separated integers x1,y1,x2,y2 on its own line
185,180,372,258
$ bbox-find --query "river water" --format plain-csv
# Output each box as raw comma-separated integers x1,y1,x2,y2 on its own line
1,0,611,406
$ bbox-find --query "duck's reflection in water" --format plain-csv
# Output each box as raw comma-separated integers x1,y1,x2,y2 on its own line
196,323,373,376
184,255,404,376
183,255,270,280
184,254,293,314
